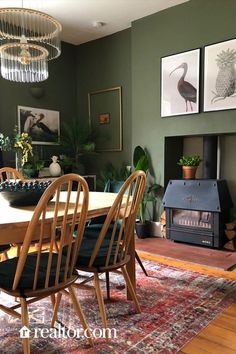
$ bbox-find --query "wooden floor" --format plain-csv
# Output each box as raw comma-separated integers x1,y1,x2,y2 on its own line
136,237,236,354
136,237,236,271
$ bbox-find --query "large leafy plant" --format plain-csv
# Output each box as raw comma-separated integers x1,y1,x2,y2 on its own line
60,119,96,168
133,145,161,224
97,162,131,191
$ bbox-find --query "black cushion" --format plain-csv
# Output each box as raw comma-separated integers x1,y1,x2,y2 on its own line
83,223,120,241
76,237,120,268
0,253,70,292
0,244,11,253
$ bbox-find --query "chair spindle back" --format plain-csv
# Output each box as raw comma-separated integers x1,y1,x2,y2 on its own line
12,174,89,292
85,170,146,269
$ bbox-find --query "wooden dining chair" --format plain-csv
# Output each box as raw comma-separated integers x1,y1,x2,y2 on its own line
0,173,93,353
0,167,25,182
53,170,146,336
85,178,149,300
0,245,10,261
0,167,24,259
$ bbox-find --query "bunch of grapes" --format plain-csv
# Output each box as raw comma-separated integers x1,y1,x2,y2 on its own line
0,180,52,192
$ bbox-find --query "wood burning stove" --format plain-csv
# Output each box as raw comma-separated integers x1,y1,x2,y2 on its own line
163,180,233,248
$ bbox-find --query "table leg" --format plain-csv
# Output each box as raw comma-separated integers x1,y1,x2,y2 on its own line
126,232,136,300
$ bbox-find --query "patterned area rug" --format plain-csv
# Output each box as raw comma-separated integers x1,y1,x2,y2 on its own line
0,260,236,354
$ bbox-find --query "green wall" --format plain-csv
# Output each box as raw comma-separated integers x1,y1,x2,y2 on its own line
0,41,77,165
132,0,236,188
130,0,236,209
76,29,132,174
1,0,236,205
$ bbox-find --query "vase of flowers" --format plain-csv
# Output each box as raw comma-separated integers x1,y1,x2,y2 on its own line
0,128,33,170
14,131,33,170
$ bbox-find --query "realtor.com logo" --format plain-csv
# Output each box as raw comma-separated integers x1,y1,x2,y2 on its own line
19,325,117,339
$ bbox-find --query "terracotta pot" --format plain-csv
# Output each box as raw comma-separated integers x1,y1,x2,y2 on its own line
182,166,198,179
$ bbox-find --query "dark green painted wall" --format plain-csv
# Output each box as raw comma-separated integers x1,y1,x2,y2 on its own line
0,41,77,165
132,0,236,187
2,0,236,202
76,29,132,174
75,0,236,192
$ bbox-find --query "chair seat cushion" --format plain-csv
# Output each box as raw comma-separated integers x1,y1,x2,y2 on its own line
0,244,11,253
84,223,120,241
0,253,70,292
76,238,120,268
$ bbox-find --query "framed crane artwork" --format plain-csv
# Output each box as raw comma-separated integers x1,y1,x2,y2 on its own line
18,106,60,145
203,38,236,112
161,48,200,117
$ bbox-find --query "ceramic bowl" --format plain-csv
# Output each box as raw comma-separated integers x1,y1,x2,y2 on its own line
0,180,52,206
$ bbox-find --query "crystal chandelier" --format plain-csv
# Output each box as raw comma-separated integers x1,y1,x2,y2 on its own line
0,7,62,83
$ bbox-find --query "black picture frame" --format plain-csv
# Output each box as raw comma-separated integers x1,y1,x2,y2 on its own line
18,106,60,145
203,38,236,112
161,48,200,117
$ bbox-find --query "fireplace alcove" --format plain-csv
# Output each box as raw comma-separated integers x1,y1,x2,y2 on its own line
163,134,236,248
164,133,236,190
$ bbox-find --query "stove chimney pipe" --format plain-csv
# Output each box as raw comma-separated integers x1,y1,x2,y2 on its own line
203,136,218,179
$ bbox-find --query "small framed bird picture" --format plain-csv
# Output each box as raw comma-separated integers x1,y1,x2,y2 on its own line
203,38,236,112
161,48,200,117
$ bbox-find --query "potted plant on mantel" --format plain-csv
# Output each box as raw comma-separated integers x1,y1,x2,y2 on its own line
177,155,202,180
133,145,162,238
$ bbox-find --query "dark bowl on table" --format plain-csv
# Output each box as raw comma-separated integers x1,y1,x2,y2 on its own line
0,180,52,206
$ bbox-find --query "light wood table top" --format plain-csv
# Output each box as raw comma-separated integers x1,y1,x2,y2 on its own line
0,192,118,244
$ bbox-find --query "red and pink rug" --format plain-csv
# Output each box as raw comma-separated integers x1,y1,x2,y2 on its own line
0,260,236,353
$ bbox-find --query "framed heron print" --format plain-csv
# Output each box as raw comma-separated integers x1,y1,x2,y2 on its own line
203,38,236,112
161,48,200,117
18,106,60,145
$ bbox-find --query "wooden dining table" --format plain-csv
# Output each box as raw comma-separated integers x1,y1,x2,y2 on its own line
0,191,136,299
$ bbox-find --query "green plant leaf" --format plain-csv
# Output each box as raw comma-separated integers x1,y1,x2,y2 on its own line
135,155,149,172
133,145,146,167
177,155,202,166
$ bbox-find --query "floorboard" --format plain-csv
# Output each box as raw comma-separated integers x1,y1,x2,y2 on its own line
136,237,236,270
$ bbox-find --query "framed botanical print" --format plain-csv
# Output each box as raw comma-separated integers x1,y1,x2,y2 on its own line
161,48,200,117
204,38,236,112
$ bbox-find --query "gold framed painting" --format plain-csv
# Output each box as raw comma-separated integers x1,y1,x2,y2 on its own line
88,86,122,151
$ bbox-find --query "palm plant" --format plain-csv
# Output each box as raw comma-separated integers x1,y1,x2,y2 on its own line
60,119,96,169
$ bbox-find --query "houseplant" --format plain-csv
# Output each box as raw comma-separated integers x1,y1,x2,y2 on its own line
133,145,162,238
21,154,44,178
60,118,96,174
177,155,202,179
97,161,131,191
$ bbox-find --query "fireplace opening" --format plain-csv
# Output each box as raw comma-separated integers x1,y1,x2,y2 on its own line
163,179,233,248
172,209,212,229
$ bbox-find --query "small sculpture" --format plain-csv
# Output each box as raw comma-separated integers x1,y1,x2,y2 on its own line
49,155,61,177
